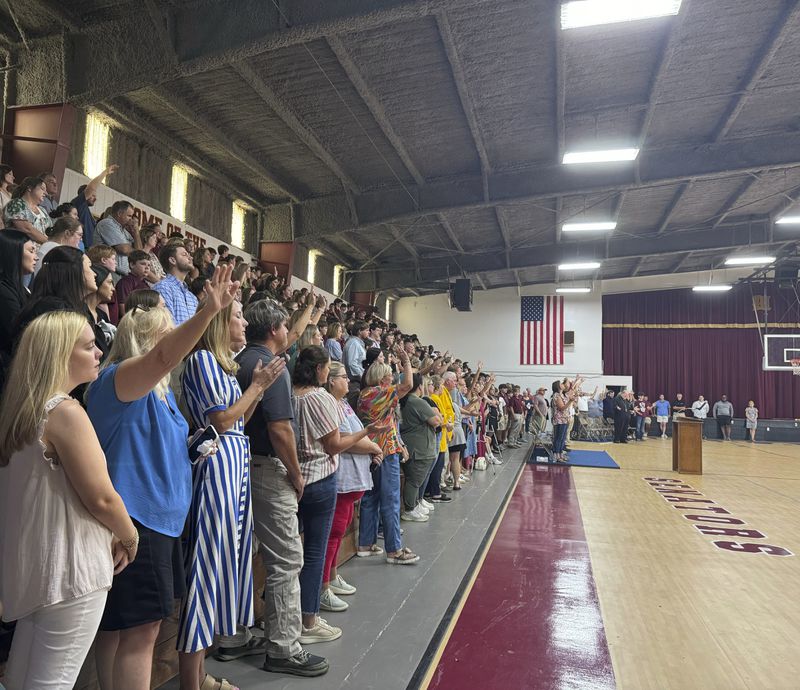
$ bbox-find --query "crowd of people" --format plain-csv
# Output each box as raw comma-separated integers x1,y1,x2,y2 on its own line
600,390,758,443
0,166,537,689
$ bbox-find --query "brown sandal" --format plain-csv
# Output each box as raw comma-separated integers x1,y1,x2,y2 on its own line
200,674,239,690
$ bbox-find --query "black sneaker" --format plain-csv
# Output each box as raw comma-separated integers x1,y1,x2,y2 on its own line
215,636,267,661
263,650,329,677
431,494,453,502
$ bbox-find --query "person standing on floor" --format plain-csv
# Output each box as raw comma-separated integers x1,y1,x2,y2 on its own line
654,394,671,438
612,389,630,443
319,362,383,613
0,312,138,690
634,393,647,441
227,299,330,677
672,393,687,420
691,395,709,440
745,400,758,442
713,395,734,441
177,300,285,687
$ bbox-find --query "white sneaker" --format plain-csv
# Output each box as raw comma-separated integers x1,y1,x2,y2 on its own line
420,498,434,512
319,588,348,612
417,503,430,515
459,473,471,482
329,573,356,595
401,506,429,522
299,617,342,644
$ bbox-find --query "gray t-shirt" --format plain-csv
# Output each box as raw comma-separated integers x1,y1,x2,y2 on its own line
236,344,295,456
94,217,133,275
713,400,734,418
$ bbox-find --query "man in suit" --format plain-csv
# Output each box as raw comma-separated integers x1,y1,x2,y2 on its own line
613,390,631,443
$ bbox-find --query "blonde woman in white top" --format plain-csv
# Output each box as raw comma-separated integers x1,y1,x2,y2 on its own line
0,311,138,690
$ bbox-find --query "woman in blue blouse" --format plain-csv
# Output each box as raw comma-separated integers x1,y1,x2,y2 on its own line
87,265,240,690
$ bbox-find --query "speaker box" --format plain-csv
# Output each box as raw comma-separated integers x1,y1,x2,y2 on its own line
450,278,472,311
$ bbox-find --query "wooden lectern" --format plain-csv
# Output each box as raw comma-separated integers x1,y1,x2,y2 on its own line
672,418,703,474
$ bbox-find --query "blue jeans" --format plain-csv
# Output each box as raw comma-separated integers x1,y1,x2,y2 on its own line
298,472,337,615
359,453,402,553
635,415,646,440
553,423,568,454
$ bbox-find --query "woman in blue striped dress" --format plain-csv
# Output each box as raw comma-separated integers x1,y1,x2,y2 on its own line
178,299,285,690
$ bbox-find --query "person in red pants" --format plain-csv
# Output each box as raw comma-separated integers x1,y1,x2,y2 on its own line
321,362,383,611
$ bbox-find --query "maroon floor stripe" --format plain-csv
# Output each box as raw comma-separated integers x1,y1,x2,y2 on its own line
426,464,616,690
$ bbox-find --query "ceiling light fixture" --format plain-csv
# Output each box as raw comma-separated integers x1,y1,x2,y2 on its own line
556,287,592,293
558,261,602,271
692,285,732,292
562,148,639,165
723,256,775,266
562,222,617,232
776,216,800,225
560,0,682,30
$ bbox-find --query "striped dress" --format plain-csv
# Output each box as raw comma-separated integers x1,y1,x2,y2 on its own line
177,350,254,653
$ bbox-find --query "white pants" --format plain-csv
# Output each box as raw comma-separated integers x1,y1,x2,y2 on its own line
4,589,107,690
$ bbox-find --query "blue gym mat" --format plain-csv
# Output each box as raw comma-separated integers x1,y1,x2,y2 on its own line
531,449,620,469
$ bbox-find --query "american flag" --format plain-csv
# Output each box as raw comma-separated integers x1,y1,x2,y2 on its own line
520,296,564,365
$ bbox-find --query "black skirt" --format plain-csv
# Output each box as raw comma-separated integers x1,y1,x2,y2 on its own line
99,521,186,631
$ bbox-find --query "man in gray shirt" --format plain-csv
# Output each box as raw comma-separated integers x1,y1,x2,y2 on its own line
93,200,139,276
713,395,734,441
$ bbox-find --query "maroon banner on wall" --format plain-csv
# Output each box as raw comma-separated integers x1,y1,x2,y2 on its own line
602,285,800,419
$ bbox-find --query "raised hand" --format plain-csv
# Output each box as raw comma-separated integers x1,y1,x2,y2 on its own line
204,263,239,313
252,357,286,392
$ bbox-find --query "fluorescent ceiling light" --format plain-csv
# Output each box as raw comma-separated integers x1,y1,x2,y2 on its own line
558,261,602,271
692,285,732,292
562,222,617,232
561,0,682,30
724,256,775,266
776,216,800,225
556,287,592,293
562,148,639,165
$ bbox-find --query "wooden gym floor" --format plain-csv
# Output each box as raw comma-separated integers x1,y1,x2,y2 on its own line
570,437,800,690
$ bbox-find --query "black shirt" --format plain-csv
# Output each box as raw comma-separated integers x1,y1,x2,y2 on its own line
236,343,296,457
672,398,686,413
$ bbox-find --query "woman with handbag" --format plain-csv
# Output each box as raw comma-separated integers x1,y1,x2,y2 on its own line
178,299,285,689
86,264,240,690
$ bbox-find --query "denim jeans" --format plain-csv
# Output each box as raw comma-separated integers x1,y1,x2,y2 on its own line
553,423,568,454
298,472,337,616
359,453,402,553
635,415,646,440
424,452,446,498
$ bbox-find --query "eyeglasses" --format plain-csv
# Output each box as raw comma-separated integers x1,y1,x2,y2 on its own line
129,304,152,316
330,374,349,380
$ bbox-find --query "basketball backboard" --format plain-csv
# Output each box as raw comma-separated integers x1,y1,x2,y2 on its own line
763,334,800,370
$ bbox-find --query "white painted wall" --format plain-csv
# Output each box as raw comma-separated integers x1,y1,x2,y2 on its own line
395,285,631,392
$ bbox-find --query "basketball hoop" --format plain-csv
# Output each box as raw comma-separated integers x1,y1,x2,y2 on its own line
792,359,800,376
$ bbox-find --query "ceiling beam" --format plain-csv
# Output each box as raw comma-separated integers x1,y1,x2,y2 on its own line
631,257,645,276
473,273,487,290
99,99,267,210
64,0,504,105
390,226,420,263
712,1,800,141
150,86,303,202
32,0,81,32
554,6,565,163
637,0,691,148
435,11,491,186
494,207,512,268
287,130,800,240
231,61,360,194
326,36,425,186
656,180,693,234
437,213,465,253
143,0,177,64
711,174,761,229
350,219,772,290
770,186,800,220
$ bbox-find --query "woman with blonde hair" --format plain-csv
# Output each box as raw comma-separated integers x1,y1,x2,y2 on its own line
324,321,343,362
357,352,418,564
177,300,285,689
87,264,240,690
288,323,323,372
0,311,137,689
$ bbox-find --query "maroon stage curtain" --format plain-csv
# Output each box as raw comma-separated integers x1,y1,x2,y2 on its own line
602,286,800,419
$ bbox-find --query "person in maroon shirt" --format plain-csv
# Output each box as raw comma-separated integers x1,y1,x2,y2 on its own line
506,386,526,447
113,250,151,323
